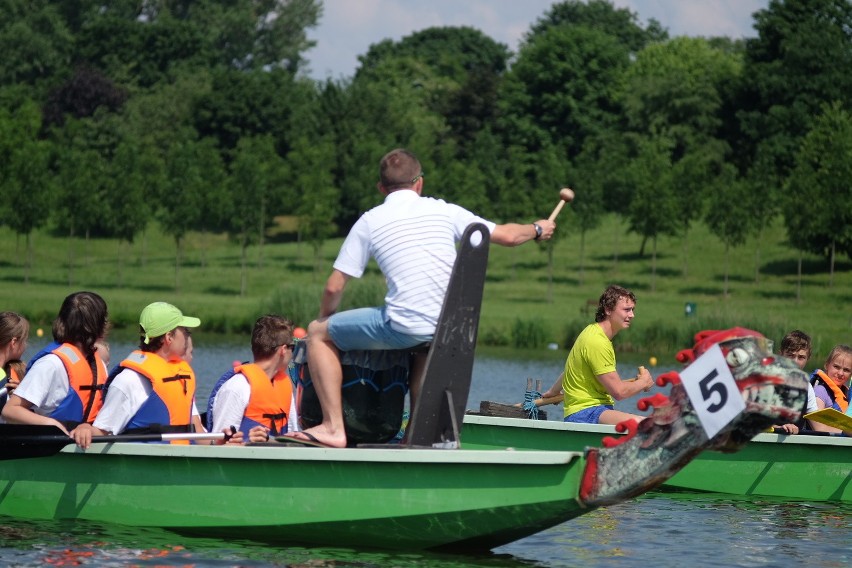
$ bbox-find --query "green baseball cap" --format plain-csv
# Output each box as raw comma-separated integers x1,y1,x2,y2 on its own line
140,302,201,344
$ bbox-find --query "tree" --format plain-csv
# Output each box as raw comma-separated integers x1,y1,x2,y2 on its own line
226,135,286,296
51,118,110,284
571,141,608,284
705,167,751,297
356,26,509,155
42,64,129,130
159,132,216,292
625,136,679,292
621,37,742,278
288,136,338,274
357,26,509,84
0,100,54,283
737,0,852,183
0,1,73,87
74,0,322,85
103,136,163,286
194,68,315,156
784,102,852,289
527,0,667,53
501,25,629,159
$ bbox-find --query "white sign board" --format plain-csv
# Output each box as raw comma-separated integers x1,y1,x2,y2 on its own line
680,343,746,439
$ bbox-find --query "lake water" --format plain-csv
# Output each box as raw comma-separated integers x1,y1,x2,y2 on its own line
4,341,850,567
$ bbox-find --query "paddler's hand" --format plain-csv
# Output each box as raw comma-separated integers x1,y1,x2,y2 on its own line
70,422,96,450
247,425,270,444
638,366,654,393
221,426,244,445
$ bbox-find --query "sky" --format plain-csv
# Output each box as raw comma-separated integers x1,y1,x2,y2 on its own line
304,0,769,80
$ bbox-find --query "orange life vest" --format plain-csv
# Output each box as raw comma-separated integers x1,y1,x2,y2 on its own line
237,363,292,436
120,350,196,444
812,369,849,413
50,343,107,425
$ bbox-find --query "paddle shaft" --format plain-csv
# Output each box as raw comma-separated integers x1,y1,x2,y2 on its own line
514,394,563,408
0,424,229,460
4,432,226,445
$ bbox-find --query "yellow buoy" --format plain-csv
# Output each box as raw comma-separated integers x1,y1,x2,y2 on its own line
649,356,658,367
36,328,44,337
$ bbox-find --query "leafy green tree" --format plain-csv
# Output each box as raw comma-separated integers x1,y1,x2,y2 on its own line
51,118,110,284
625,136,679,292
737,0,852,182
704,167,751,297
227,135,286,296
358,26,509,83
0,100,54,283
0,1,73,87
103,135,163,285
74,0,321,86
621,37,742,278
192,142,229,269
571,143,607,284
501,25,629,158
159,133,213,291
784,102,852,289
288,136,338,274
527,0,667,53
194,68,315,156
572,132,634,271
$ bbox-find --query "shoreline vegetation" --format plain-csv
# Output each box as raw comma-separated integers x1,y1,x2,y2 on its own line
1,213,849,362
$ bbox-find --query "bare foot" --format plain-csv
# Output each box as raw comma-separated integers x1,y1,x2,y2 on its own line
286,426,346,448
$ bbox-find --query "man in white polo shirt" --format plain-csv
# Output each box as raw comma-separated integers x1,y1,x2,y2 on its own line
287,148,556,448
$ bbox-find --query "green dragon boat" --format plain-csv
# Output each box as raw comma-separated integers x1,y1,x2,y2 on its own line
461,415,852,503
0,440,597,551
463,326,851,504
0,231,814,550
0,326,813,551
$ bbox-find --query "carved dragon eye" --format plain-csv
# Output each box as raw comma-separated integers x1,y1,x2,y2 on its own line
726,347,750,368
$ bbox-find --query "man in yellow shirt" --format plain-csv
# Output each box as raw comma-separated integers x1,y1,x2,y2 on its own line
542,285,654,424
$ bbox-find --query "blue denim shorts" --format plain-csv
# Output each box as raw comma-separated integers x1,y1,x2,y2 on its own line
328,307,433,352
565,405,613,424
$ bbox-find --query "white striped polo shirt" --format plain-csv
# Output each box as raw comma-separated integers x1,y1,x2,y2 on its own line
333,189,495,335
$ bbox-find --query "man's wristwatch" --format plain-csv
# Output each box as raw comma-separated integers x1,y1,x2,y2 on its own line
532,223,543,240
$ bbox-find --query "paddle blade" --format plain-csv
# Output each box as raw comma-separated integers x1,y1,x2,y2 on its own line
0,424,74,461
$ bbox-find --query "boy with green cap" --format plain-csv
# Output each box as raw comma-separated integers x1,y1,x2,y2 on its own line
74,302,213,448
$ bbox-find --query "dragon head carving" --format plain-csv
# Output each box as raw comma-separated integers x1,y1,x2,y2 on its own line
581,327,809,506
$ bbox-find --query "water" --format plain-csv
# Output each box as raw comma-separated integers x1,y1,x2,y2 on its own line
5,341,850,567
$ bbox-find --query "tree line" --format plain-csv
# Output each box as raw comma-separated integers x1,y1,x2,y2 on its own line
0,0,850,295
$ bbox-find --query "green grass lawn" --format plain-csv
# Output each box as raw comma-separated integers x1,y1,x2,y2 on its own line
1,213,849,361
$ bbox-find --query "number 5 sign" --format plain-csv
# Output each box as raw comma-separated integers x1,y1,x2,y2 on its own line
680,343,746,439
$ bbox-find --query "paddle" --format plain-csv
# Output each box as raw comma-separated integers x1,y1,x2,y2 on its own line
513,394,563,408
512,366,650,410
0,424,227,461
804,408,852,431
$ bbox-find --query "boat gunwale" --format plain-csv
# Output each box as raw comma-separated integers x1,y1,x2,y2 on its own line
54,442,586,465
463,414,852,448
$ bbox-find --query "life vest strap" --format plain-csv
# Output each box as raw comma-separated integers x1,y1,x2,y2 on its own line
162,373,192,394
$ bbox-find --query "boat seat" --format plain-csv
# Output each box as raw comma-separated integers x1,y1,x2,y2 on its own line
401,223,490,449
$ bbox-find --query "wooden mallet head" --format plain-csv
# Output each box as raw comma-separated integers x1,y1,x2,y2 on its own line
548,187,575,222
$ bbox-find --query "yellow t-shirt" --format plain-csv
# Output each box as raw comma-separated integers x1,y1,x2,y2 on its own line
562,323,617,417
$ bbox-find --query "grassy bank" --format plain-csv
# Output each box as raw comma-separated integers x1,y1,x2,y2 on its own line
1,214,849,362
